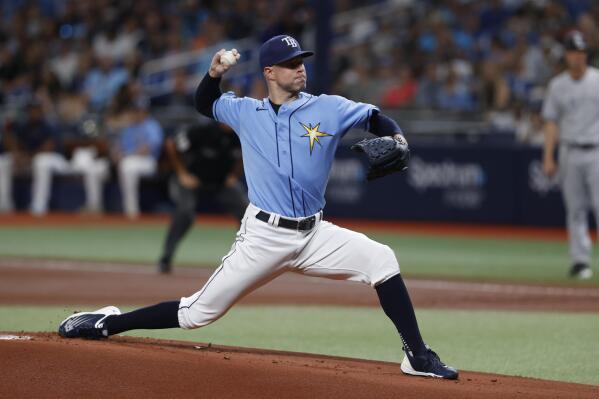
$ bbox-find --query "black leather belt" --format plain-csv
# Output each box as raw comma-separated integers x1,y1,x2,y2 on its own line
256,210,319,231
567,143,598,150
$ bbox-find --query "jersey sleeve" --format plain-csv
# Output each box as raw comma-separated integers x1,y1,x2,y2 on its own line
212,92,244,131
334,95,380,135
541,80,560,122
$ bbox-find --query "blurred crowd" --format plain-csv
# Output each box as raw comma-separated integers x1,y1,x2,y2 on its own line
0,0,323,215
0,0,598,215
333,0,599,143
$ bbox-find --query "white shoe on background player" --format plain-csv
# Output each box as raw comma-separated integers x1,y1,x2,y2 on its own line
569,263,593,280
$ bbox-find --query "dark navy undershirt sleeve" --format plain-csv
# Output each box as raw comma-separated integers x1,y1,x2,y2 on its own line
194,73,222,119
368,111,403,137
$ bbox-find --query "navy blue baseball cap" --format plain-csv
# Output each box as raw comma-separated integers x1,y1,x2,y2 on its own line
564,31,587,52
259,35,314,69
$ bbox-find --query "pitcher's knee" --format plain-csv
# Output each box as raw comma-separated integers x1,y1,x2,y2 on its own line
177,309,215,330
372,243,397,266
370,244,400,286
177,297,226,329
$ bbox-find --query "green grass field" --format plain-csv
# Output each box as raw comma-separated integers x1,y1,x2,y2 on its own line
1,305,598,386
2,221,599,386
1,222,598,284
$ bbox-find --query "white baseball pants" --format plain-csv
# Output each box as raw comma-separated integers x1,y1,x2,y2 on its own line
31,150,109,215
559,145,599,264
178,203,400,329
0,153,13,212
117,154,157,219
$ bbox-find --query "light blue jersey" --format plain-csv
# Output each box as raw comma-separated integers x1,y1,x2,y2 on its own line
213,92,377,217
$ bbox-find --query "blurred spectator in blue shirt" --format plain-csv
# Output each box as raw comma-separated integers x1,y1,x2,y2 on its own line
521,34,555,86
415,62,441,109
118,109,163,160
436,68,475,111
112,99,164,219
478,0,513,36
83,56,129,111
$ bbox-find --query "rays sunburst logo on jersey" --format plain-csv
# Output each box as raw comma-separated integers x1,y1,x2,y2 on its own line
300,122,332,155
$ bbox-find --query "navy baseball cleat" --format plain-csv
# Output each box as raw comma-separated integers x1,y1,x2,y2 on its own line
400,346,459,380
58,306,121,339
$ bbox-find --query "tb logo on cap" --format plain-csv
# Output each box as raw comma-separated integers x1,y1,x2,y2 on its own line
281,36,299,48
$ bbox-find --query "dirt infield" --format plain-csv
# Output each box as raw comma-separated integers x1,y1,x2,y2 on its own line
2,260,599,397
2,333,598,399
1,259,599,312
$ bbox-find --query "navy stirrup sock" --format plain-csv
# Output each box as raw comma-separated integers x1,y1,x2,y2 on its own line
375,274,427,356
103,301,180,335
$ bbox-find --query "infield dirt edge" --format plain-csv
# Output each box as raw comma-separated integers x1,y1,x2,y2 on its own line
2,332,598,399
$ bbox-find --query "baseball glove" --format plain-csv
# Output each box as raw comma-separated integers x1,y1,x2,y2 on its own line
350,135,410,181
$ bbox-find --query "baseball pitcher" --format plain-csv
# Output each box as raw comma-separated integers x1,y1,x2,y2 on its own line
59,35,458,380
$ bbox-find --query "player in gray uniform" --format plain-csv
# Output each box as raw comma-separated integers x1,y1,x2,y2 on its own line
58,35,458,380
542,31,599,280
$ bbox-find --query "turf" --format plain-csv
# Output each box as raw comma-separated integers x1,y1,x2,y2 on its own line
1,305,598,386
1,223,598,284
0,224,234,265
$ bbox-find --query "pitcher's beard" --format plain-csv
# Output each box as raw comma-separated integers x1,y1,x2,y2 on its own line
282,78,307,95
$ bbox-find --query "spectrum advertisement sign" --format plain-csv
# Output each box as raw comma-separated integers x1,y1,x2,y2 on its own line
325,144,564,226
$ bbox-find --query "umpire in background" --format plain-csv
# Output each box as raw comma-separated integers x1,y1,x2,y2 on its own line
158,121,248,274
542,31,599,280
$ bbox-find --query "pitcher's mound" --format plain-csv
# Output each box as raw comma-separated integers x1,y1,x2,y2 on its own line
2,332,597,399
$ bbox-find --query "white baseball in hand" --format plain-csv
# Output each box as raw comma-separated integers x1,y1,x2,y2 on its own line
220,51,238,66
